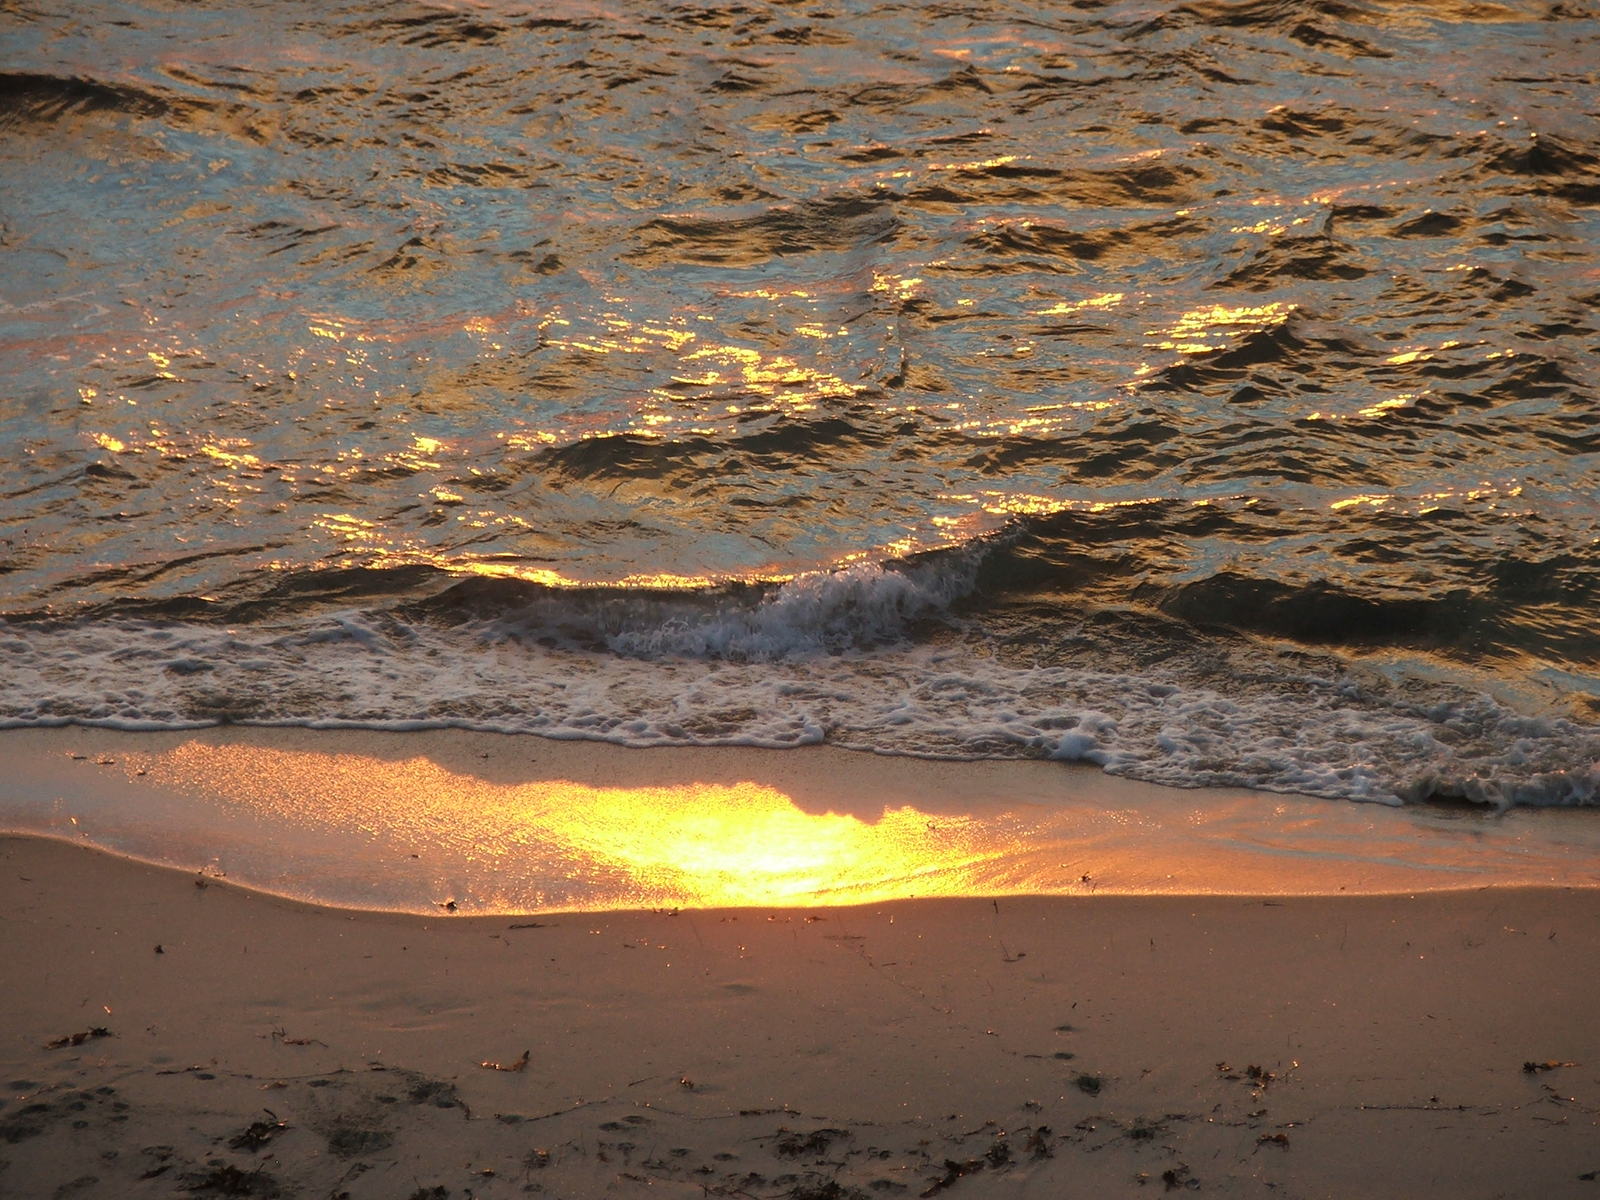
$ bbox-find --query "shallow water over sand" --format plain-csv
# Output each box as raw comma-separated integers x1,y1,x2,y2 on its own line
5,729,1598,913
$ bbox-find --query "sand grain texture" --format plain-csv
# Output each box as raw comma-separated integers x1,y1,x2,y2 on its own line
2,835,1596,1198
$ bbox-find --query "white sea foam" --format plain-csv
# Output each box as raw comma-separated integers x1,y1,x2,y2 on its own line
603,559,977,659
1,572,1596,808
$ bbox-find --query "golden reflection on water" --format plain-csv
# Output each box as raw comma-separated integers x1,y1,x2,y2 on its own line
545,783,993,906
344,547,721,591
77,735,1581,914
1328,481,1525,515
136,744,1012,910
1034,291,1125,318
665,342,856,409
943,490,1156,520
1145,301,1296,357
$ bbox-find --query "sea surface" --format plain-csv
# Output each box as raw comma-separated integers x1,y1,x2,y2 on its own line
3,0,1598,808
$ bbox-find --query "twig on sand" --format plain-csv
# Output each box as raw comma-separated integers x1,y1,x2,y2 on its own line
480,1049,531,1072
268,1027,327,1047
1358,1103,1487,1112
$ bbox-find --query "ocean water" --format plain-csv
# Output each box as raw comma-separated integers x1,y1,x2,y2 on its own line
2,0,1597,809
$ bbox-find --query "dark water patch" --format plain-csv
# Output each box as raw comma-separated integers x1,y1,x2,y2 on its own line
1151,572,1489,646
1486,130,1600,199
958,222,1116,271
732,415,893,462
1389,210,1467,238
1138,313,1371,397
627,193,898,268
538,433,727,484
1170,0,1366,30
0,68,270,142
370,9,509,48
0,71,169,121
959,497,1600,669
0,563,452,626
964,418,1180,478
949,214,1205,275
1195,436,1394,488
1217,233,1373,287
840,66,995,114
901,158,1208,210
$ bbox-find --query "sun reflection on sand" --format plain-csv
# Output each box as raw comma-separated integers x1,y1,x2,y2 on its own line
132,744,1012,911
539,782,997,906
13,732,1593,915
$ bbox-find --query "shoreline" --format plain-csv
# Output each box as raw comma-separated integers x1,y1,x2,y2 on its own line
4,833,1599,1198
3,726,1599,915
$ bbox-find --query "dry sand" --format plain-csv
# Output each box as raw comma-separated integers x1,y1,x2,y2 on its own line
3,831,1598,1199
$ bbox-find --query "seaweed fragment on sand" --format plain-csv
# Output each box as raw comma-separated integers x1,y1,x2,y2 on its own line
227,1113,288,1151
181,1162,280,1197
1162,1163,1200,1191
1523,1059,1578,1073
920,1157,984,1197
772,1126,849,1158
45,1026,112,1049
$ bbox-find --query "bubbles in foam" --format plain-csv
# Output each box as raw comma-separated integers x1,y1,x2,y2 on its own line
602,560,970,660
0,553,1595,809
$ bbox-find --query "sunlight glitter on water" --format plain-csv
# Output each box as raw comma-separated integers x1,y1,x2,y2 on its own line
3,0,1596,808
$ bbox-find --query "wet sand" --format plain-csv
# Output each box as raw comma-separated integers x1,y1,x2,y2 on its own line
3,831,1598,1198
4,727,1599,914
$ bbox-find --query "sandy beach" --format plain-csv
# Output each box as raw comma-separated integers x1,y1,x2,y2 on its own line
2,734,1598,1198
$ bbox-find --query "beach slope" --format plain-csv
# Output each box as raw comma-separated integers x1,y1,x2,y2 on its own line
3,834,1597,1199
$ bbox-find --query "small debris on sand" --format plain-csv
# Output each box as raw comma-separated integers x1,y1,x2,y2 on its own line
45,1027,112,1050
479,1049,530,1073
